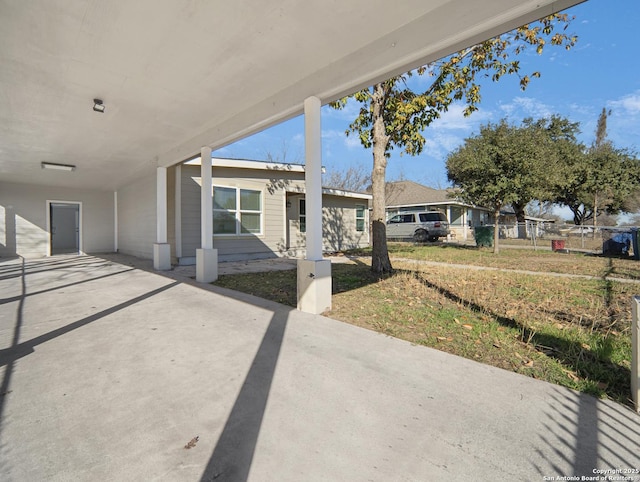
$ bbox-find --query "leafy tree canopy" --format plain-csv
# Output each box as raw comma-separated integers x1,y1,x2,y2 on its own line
551,109,640,225
331,13,576,270
446,116,575,250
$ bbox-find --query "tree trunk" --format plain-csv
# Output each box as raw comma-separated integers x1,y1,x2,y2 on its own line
512,201,527,239
592,191,598,239
370,83,393,273
493,207,500,254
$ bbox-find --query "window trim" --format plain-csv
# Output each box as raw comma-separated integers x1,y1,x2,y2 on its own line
355,204,366,232
212,185,263,236
299,198,306,233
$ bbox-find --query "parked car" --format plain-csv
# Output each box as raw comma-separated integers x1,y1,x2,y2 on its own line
386,211,450,242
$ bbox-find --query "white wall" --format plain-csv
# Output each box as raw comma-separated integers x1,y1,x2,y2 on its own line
117,175,156,260
0,181,114,258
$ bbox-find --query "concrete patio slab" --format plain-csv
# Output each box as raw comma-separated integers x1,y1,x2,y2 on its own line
1,254,639,481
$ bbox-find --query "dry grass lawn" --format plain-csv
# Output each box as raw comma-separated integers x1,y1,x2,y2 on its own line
214,244,639,407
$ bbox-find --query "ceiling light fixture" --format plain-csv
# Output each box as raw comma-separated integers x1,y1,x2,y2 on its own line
93,98,105,113
41,162,76,171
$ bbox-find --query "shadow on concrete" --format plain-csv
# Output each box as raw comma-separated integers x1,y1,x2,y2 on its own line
0,280,180,368
0,267,134,305
0,261,180,451
200,307,290,482
78,253,294,481
407,268,640,477
0,255,112,281
0,257,25,449
532,386,640,476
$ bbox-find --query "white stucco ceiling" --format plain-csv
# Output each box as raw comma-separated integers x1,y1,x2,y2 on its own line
0,0,583,191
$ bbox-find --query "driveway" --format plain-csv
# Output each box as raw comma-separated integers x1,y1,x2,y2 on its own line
1,254,639,481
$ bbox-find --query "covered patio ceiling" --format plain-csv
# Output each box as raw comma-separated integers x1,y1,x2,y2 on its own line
0,0,583,191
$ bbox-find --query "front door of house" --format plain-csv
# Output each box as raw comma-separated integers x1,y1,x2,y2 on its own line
50,202,80,255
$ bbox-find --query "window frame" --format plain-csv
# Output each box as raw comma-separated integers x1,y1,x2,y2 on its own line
299,198,306,233
355,204,366,232
212,185,263,236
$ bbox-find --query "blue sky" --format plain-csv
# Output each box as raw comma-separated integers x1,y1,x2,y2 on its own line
214,0,640,195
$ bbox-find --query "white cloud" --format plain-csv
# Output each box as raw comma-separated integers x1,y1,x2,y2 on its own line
499,97,553,119
344,135,362,150
433,103,493,130
321,128,363,152
606,92,640,151
609,91,640,115
321,129,345,141
322,98,362,121
423,132,466,160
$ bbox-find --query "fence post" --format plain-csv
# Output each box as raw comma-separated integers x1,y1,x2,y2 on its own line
632,297,640,412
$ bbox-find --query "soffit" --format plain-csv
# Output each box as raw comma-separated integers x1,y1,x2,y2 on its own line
0,0,583,190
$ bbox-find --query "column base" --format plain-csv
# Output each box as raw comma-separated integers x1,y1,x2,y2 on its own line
297,259,331,314
197,248,218,283
153,243,171,271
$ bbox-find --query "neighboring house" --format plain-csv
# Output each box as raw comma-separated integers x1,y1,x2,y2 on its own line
498,207,555,239
383,181,491,241
174,158,371,264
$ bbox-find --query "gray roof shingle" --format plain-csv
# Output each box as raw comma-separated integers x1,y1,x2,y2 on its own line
385,180,453,207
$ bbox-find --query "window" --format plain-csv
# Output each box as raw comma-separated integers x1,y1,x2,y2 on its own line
356,204,366,232
390,214,415,223
299,199,306,233
419,212,447,222
213,186,262,235
450,207,464,226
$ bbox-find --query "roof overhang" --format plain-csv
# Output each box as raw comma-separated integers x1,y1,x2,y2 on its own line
0,0,584,191
288,188,372,201
185,157,306,173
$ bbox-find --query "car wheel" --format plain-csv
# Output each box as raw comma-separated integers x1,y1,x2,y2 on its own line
413,229,428,242
428,235,438,242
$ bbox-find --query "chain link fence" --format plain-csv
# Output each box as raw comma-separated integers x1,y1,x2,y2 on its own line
463,222,638,256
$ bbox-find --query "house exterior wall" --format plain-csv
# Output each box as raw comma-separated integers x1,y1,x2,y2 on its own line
117,175,156,260
178,164,370,262
0,181,114,258
288,193,369,254
180,164,305,262
322,195,369,252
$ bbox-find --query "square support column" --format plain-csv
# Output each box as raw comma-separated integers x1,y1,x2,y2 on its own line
154,166,171,271
297,259,331,314
154,243,171,271
197,247,218,283
298,96,331,313
197,146,218,283
304,96,323,261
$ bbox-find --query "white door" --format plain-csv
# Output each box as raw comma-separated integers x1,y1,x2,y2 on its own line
50,203,80,255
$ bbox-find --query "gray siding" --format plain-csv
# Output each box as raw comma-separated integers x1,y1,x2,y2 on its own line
322,195,369,251
179,165,303,261
289,193,370,253
0,181,114,258
117,175,156,259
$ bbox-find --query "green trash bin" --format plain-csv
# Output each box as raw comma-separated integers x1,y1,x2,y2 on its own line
474,225,494,247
